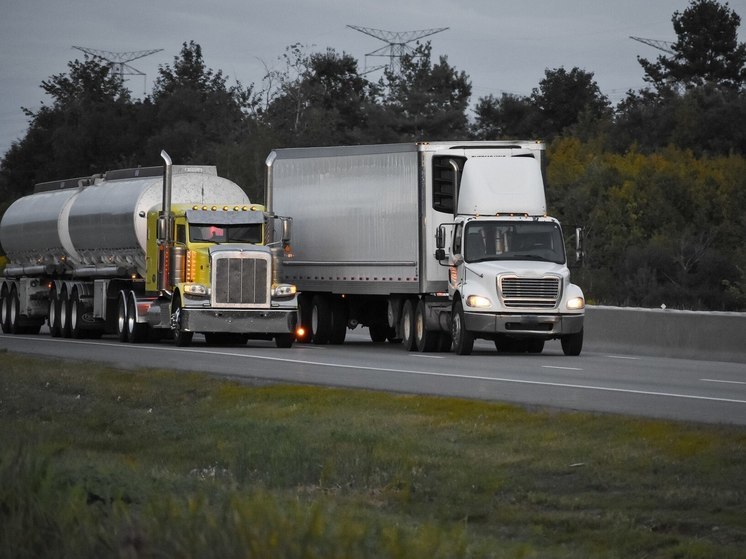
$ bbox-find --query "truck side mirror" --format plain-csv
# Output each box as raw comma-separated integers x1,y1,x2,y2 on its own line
435,248,446,261
575,226,584,265
281,217,293,245
435,225,446,249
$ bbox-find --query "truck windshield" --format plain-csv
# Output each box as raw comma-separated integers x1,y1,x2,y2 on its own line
190,224,263,244
463,221,565,264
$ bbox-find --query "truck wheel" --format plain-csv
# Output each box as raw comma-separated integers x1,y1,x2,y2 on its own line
70,291,85,339
172,305,193,348
527,339,545,354
452,299,474,355
116,292,128,342
59,288,72,338
0,286,10,333
329,296,347,345
561,329,583,356
295,296,312,343
126,292,147,343
311,295,331,345
415,299,438,352
400,299,416,352
275,333,294,348
8,288,21,334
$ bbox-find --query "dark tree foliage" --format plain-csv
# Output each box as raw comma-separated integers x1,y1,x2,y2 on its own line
471,93,538,140
531,67,612,140
0,58,140,200
147,41,249,165
377,43,471,141
638,0,746,91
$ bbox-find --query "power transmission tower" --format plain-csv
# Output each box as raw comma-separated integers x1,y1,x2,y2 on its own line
347,25,449,75
629,36,674,55
72,46,164,93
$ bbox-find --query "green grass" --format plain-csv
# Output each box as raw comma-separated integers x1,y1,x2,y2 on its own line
1,351,745,558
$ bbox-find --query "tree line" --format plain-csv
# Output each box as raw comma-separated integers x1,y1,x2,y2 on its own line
1,0,744,310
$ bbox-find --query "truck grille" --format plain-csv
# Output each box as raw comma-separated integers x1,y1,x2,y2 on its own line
499,276,560,308
212,255,269,307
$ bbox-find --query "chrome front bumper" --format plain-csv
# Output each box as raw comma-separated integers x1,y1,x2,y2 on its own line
464,311,584,337
181,308,297,334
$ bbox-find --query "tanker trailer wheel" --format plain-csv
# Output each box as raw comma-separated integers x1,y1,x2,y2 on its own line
171,301,193,348
561,329,583,356
451,299,474,356
47,288,62,337
0,285,10,333
400,299,417,352
8,287,21,334
58,287,72,338
414,299,439,353
70,290,87,339
116,291,128,342
126,291,147,343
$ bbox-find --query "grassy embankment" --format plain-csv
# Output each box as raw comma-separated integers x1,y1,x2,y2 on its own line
1,351,745,558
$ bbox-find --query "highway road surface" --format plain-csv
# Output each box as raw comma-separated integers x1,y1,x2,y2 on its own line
1,329,745,426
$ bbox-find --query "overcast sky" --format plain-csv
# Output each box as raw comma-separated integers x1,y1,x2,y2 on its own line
2,0,744,158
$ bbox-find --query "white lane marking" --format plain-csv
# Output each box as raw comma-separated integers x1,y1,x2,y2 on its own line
6,335,746,406
701,378,746,386
542,365,583,371
410,354,446,359
606,355,641,360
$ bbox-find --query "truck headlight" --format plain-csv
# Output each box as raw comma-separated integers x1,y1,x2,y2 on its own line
183,283,209,297
466,295,492,308
272,283,297,298
567,296,585,310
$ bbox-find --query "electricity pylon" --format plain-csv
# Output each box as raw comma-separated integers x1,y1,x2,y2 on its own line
347,25,448,75
629,36,675,55
72,46,164,93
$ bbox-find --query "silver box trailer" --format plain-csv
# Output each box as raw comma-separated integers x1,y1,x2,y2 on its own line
268,141,585,355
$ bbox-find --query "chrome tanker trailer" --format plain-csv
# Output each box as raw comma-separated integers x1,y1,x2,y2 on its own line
0,151,297,347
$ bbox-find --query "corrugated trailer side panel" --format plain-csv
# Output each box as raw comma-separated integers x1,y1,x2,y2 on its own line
271,146,422,295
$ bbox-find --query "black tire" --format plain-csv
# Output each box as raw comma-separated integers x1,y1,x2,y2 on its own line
415,299,438,352
311,295,332,345
275,333,294,348
329,296,347,345
527,339,545,354
369,323,388,343
8,288,21,334
295,295,313,343
59,289,72,338
70,290,85,339
126,292,147,343
400,299,417,351
0,286,10,334
437,332,452,352
452,299,474,356
561,329,583,356
116,292,128,342
172,302,193,348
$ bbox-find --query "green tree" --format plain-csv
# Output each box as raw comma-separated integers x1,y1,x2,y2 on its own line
148,41,250,165
260,45,375,147
377,42,471,141
639,0,746,91
531,67,611,140
471,93,539,140
0,57,140,200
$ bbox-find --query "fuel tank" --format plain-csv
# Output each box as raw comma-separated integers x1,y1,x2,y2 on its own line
0,165,249,278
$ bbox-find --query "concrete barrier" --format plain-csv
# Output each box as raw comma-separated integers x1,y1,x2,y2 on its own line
584,306,746,363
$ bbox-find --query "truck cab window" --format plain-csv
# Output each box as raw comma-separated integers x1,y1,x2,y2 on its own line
190,224,263,244
432,156,465,214
176,223,186,244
